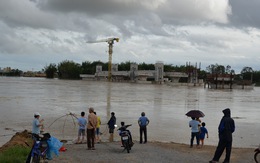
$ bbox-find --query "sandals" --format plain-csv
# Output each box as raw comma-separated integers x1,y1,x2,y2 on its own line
75,141,82,144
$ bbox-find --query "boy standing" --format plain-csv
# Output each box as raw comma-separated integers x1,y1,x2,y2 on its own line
76,111,87,144
94,112,101,143
199,122,209,148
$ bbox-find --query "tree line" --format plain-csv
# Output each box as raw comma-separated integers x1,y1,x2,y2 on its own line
42,60,260,86
2,60,259,86
44,60,188,79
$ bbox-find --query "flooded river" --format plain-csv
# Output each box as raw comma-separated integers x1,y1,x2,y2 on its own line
0,77,259,148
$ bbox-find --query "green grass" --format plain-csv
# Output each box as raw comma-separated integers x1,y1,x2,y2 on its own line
0,145,31,163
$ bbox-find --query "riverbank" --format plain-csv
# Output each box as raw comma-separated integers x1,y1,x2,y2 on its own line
53,140,254,163
0,131,255,163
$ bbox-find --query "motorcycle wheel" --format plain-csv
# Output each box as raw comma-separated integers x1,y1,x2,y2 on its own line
125,141,130,153
32,154,40,163
254,151,259,163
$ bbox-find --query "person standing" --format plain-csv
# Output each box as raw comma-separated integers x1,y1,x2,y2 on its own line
107,112,116,142
138,112,149,144
27,113,45,162
199,122,209,148
209,108,235,163
189,117,200,148
32,112,44,140
94,112,101,143
76,111,87,144
87,107,97,150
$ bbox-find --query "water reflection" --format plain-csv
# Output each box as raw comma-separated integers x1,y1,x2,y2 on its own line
106,82,111,118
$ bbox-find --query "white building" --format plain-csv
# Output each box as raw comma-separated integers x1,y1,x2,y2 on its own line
80,62,191,84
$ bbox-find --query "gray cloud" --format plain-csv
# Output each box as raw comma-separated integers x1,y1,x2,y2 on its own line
0,0,58,29
229,0,260,28
0,0,259,72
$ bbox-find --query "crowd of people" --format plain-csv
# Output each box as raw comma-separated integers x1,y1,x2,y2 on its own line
32,107,235,163
32,108,150,149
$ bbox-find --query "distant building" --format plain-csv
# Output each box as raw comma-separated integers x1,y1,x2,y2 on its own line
205,74,254,89
80,62,199,85
23,71,46,77
3,67,11,72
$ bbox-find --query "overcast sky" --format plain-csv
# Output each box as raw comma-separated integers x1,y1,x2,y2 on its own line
0,0,259,73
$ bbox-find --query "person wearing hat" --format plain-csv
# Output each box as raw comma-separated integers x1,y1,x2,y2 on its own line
32,112,44,140
209,108,235,163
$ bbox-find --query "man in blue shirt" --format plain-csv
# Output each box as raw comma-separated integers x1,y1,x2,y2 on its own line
138,112,149,144
32,112,44,140
189,117,200,148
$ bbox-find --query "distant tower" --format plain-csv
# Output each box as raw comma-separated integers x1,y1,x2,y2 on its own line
96,65,102,80
130,63,138,81
96,65,102,73
155,62,164,83
112,64,118,72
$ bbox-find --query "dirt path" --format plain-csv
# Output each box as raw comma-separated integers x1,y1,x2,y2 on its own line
0,131,255,163
52,141,255,163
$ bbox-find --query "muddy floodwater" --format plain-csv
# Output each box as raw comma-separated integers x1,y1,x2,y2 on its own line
0,77,259,148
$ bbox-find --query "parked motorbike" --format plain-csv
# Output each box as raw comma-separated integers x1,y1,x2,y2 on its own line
255,144,260,163
26,133,51,163
118,123,133,153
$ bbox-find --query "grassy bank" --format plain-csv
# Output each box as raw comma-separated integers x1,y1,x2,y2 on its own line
0,130,33,163
0,145,31,163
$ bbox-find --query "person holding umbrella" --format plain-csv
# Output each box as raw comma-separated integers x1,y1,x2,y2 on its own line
189,117,200,148
186,110,204,148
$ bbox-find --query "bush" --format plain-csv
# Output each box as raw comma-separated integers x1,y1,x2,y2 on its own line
44,63,57,78
58,60,81,79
